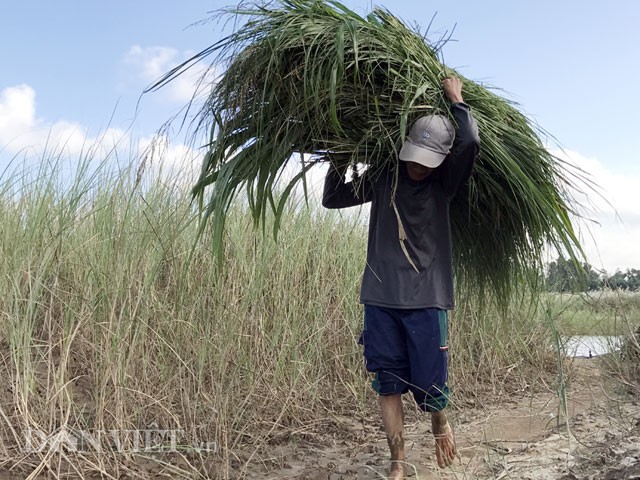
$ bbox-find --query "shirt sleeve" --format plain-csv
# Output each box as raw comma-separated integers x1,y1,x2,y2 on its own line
439,102,480,198
322,164,374,209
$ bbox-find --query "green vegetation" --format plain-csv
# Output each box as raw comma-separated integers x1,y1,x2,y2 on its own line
546,256,640,292
150,0,586,305
541,289,640,402
544,291,640,336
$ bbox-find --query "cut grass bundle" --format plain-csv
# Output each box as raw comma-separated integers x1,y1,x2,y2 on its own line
149,0,586,304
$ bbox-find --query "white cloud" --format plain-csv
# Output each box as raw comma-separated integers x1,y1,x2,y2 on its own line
126,46,177,80
0,84,36,139
0,84,129,160
138,132,201,184
123,45,217,104
553,149,640,272
277,155,327,201
0,84,202,196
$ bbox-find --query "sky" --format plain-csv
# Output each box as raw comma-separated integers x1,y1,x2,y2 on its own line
1,1,639,273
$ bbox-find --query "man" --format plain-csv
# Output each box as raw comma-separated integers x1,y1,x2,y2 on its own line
322,76,480,477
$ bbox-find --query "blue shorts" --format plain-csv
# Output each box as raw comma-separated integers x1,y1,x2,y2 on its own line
359,304,450,412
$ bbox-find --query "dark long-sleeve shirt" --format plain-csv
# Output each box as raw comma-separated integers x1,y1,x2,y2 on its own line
322,102,480,309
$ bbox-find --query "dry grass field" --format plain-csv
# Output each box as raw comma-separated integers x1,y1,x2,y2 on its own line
0,159,638,478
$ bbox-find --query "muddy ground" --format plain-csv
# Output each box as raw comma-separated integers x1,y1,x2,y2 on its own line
1,357,638,479
242,358,640,480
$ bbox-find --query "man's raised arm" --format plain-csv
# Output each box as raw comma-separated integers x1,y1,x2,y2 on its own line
439,77,481,198
322,162,374,209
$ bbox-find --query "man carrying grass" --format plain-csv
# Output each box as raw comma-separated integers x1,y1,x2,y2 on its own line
322,76,479,477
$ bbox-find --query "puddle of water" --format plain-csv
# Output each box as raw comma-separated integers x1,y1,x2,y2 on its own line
562,336,624,357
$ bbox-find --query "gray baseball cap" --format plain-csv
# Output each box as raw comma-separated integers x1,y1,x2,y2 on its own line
399,115,455,168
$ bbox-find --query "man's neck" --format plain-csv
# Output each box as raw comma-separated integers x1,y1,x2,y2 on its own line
405,162,433,181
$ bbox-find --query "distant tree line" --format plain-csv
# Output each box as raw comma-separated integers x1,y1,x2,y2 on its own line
546,257,640,292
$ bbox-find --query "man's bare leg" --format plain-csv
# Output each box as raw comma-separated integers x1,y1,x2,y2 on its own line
431,410,456,468
380,394,405,479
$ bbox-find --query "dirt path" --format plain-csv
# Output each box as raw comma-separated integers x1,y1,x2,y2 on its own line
248,358,640,480
1,358,637,479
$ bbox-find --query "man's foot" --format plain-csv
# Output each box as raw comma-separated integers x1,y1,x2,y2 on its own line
386,431,406,479
388,460,406,479
431,411,456,468
380,395,406,478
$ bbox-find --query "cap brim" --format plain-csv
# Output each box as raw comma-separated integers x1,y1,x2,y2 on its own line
399,140,446,168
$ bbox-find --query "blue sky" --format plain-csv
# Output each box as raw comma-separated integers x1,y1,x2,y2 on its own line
1,1,639,271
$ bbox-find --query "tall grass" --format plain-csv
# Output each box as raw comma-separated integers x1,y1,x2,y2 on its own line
0,152,559,478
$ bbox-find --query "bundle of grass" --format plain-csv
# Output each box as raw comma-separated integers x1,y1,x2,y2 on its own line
149,0,585,304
